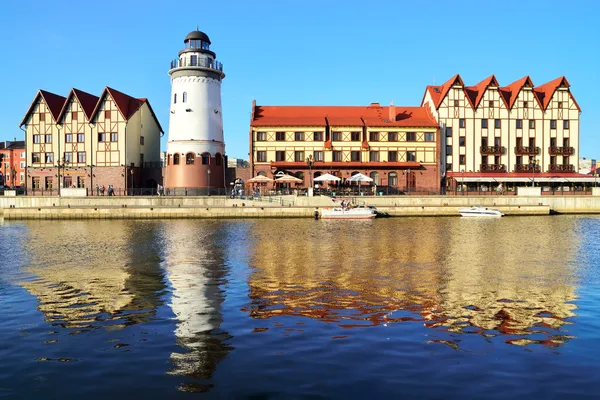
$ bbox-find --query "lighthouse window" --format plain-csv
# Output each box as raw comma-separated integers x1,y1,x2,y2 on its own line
215,153,222,165
183,92,187,103
186,153,195,165
173,154,180,165
190,55,197,66
173,93,177,104
201,153,210,165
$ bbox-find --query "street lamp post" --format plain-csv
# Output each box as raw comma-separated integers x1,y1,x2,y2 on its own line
306,154,314,196
531,158,538,187
57,157,68,197
207,169,211,196
130,168,134,195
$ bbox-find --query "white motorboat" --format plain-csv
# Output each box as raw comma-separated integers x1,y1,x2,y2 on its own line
459,206,504,217
320,206,377,220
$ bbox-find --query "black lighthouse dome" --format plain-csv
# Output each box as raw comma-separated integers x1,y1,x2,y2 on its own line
184,30,211,44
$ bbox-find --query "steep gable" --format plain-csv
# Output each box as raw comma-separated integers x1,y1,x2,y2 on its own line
534,76,580,111
421,74,464,109
20,90,67,126
499,76,536,110
464,75,500,109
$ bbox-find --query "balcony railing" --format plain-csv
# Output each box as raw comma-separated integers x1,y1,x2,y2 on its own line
549,146,574,155
480,164,506,172
480,146,506,155
514,164,541,172
515,146,540,155
548,164,575,172
170,58,224,72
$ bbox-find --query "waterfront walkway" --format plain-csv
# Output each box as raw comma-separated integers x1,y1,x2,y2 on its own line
2,194,600,219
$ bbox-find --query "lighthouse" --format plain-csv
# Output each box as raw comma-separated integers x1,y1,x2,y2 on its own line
165,29,226,192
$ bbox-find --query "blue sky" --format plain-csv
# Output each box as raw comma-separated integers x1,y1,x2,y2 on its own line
0,0,598,159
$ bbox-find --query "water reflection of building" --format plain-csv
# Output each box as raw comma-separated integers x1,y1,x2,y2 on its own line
243,218,578,348
161,220,232,390
19,221,166,330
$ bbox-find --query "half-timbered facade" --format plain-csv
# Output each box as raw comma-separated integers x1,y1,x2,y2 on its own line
422,74,586,191
250,102,440,192
20,87,163,194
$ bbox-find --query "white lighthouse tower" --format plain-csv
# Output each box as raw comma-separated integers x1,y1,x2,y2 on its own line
165,29,226,192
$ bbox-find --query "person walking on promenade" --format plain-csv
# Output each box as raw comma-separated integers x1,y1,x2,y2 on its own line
95,184,100,196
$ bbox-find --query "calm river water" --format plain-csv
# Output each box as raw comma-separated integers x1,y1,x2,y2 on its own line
1,216,600,398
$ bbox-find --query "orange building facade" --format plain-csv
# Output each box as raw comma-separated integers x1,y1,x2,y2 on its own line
0,140,26,188
249,102,441,193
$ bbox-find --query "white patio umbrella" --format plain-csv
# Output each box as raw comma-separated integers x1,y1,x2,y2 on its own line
347,173,373,195
347,173,373,182
313,173,341,182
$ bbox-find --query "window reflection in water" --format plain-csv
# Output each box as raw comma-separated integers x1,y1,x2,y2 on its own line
242,218,578,349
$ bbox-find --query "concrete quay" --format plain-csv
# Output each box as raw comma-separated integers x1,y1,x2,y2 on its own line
2,194,595,220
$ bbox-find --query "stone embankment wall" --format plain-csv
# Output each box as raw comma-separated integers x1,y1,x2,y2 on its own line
1,194,599,219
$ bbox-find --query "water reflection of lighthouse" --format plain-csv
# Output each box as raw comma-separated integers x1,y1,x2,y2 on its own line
162,220,232,387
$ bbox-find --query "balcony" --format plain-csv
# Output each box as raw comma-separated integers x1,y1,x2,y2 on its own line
514,164,541,172
548,164,575,172
548,146,574,155
170,57,224,73
515,146,540,155
480,164,506,172
480,146,506,155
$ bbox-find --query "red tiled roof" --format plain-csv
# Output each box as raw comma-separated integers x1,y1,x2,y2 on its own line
90,87,164,133
20,90,67,126
464,75,499,109
57,88,99,122
251,105,438,128
533,76,580,111
20,87,163,133
423,75,580,112
421,74,463,109
499,76,535,109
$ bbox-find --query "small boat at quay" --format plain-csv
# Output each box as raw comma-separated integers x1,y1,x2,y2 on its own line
459,206,504,217
320,206,377,220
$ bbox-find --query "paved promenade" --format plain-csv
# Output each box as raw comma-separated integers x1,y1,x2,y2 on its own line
2,194,599,219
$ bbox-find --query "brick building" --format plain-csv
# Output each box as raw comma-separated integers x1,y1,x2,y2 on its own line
20,88,163,195
0,139,26,188
249,101,440,193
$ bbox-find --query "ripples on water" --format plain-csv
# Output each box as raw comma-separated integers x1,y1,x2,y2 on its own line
1,217,600,398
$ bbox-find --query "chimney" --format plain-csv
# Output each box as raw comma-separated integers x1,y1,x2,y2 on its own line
388,101,396,122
